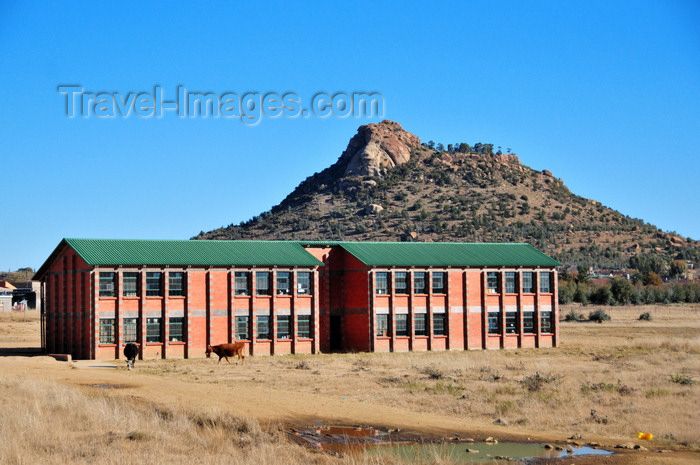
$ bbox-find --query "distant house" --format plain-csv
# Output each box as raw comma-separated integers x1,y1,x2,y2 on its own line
34,239,560,360
0,281,16,311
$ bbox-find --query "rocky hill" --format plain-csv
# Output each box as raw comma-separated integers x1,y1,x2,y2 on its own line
195,121,698,269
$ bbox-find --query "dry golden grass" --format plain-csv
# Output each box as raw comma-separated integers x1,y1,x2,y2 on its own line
1,304,698,464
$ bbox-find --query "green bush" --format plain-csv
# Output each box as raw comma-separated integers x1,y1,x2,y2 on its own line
639,312,652,321
588,309,611,323
669,374,694,385
564,310,584,322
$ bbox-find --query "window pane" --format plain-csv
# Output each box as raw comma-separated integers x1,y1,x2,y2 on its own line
522,272,534,293
235,272,249,296
122,272,139,297
123,318,138,343
413,272,426,294
169,272,185,297
488,312,500,334
146,317,161,343
487,272,499,294
257,315,270,339
414,313,427,336
395,272,408,294
99,318,115,344
146,272,162,297
297,272,311,295
235,316,249,340
432,272,446,294
169,317,184,342
433,313,446,335
505,272,516,294
256,272,271,296
505,313,518,334
297,315,311,338
277,315,290,339
395,314,408,336
540,311,553,333
539,272,551,293
99,272,115,297
523,312,535,334
376,272,388,295
375,314,389,336
276,272,291,295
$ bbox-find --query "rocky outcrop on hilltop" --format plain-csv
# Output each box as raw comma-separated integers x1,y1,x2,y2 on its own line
340,120,421,177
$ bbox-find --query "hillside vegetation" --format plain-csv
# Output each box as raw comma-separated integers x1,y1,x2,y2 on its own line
196,121,698,269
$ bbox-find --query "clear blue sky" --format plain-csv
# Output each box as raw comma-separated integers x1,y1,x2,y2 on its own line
1,0,698,271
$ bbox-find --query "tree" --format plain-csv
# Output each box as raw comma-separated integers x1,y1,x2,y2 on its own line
436,143,444,152
630,254,666,276
669,260,688,279
427,140,435,149
643,272,663,286
610,277,633,305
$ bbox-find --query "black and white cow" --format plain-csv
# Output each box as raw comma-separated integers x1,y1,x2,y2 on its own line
124,343,139,370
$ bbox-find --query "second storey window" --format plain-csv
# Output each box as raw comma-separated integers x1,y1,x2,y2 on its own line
256,272,271,296
169,272,185,297
487,272,500,294
395,272,408,294
235,272,249,296
376,272,389,295
146,272,162,297
432,272,446,294
123,272,139,297
297,272,311,295
99,272,116,297
276,272,291,295
540,272,551,293
413,272,426,294
505,272,517,293
522,272,534,293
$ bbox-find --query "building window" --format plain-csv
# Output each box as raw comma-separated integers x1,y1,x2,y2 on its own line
257,315,270,339
414,313,427,336
505,313,518,334
523,312,535,334
522,272,534,293
123,318,138,343
256,272,271,296
276,272,291,295
375,314,389,337
146,272,163,297
169,272,185,297
234,272,250,296
146,318,161,343
99,318,115,344
169,317,184,342
540,272,551,293
433,313,446,335
297,315,312,338
413,272,426,294
488,312,500,334
99,272,116,297
395,314,408,336
540,311,553,333
122,272,139,297
487,272,500,294
376,272,389,295
235,316,249,340
277,315,291,339
297,272,312,295
432,272,446,294
395,272,408,294
505,272,517,294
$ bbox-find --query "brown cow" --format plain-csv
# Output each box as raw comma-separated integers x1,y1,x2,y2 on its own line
205,342,246,365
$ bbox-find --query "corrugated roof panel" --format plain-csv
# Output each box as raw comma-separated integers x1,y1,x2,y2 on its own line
64,239,323,267
336,242,560,267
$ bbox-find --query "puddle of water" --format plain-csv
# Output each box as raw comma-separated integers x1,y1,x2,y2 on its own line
287,424,613,462
367,442,613,463
90,384,125,389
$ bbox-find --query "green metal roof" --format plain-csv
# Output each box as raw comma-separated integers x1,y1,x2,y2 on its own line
34,239,323,278
331,242,560,267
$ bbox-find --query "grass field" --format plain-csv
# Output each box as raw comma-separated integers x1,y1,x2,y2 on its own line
1,304,698,464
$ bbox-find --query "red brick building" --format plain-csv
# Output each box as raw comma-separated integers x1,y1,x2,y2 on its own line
35,239,560,360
